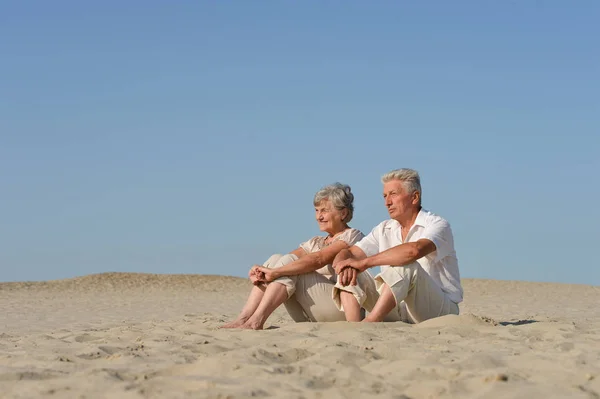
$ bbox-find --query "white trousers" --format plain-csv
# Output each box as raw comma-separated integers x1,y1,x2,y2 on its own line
374,262,459,323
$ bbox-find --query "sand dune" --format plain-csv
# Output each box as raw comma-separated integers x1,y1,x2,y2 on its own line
1,273,599,398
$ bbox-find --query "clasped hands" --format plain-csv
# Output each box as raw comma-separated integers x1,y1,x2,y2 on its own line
333,258,367,287
248,266,276,285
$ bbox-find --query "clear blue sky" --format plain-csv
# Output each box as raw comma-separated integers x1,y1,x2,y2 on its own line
1,2,599,285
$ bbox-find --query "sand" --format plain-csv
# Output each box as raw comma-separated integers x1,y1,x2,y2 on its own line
1,273,599,398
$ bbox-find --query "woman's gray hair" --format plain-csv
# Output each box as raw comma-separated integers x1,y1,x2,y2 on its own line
381,168,422,202
313,182,355,223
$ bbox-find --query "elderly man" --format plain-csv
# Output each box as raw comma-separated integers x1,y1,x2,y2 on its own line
332,168,463,323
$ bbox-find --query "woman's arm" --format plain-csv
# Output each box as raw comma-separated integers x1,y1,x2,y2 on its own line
289,247,307,259
255,241,349,282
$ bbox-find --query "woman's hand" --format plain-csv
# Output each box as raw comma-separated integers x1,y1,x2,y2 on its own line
249,266,265,285
252,266,279,283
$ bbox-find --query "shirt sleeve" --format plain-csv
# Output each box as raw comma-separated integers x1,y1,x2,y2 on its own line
336,228,365,246
299,237,318,254
420,219,455,262
355,225,381,257
342,229,365,246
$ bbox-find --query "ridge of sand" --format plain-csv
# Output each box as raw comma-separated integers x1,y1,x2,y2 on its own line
0,272,248,292
1,273,599,398
3,272,597,292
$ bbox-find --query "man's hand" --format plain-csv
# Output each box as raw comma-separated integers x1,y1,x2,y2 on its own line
252,266,279,283
338,267,358,286
334,258,367,275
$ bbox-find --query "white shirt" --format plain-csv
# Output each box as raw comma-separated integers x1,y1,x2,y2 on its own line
355,209,463,303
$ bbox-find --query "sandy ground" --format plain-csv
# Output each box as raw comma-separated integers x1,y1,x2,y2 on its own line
1,273,599,398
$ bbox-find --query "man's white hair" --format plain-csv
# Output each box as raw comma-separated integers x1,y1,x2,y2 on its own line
381,168,422,199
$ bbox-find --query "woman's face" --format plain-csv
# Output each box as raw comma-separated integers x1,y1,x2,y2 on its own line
314,199,347,234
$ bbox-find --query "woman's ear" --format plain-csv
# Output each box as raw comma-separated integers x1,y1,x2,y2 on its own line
342,209,349,222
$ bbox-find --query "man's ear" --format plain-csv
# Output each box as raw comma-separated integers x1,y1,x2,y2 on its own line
412,191,421,205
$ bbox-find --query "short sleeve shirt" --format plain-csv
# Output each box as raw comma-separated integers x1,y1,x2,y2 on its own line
355,209,463,303
299,228,364,281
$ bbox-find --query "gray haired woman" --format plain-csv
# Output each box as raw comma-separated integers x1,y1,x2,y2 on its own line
221,183,378,330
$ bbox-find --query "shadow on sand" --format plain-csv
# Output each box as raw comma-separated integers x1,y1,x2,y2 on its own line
499,319,538,326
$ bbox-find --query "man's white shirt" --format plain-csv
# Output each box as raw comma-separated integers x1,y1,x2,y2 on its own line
355,209,463,304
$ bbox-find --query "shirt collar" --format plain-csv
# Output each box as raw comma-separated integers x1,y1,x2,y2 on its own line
386,208,428,229
414,208,428,227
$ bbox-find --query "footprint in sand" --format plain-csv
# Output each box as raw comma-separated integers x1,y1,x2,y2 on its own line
0,370,67,381
74,333,102,343
250,348,315,365
97,345,123,355
304,375,336,390
77,351,104,360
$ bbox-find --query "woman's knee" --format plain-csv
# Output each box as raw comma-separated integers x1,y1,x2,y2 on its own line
263,254,284,268
273,254,299,268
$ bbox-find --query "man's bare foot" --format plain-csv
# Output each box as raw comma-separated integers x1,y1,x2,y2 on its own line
220,318,248,328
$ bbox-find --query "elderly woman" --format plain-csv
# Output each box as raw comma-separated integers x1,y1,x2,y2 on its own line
221,183,379,330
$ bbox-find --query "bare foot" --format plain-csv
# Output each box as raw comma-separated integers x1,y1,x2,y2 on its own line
240,320,265,330
220,318,248,328
362,315,383,323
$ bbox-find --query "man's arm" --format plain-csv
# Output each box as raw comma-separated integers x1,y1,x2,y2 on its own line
356,239,436,272
332,224,381,286
332,246,367,271
361,218,454,270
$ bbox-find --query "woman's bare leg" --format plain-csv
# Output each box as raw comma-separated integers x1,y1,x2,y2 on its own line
221,284,267,328
241,282,288,330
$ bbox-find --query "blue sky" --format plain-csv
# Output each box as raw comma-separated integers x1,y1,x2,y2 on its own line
1,1,599,285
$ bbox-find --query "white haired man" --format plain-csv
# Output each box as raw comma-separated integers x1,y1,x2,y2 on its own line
332,168,463,323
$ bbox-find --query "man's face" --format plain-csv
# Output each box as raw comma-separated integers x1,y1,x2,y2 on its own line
383,180,419,220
